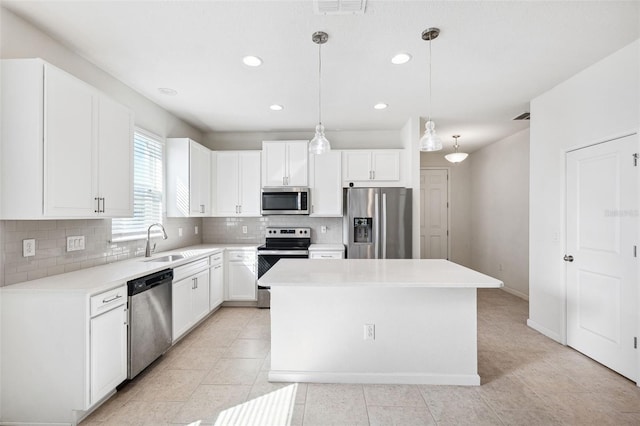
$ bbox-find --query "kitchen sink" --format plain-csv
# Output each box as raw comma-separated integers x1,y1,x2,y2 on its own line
145,254,185,263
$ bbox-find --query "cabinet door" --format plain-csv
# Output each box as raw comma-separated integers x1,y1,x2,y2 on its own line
262,142,287,186
44,64,97,217
90,304,127,404
286,141,309,187
191,269,210,323
209,263,224,310
239,151,262,215
189,142,211,216
172,277,193,342
310,151,342,216
227,260,256,301
98,95,134,217
215,152,240,216
343,151,372,182
371,151,400,181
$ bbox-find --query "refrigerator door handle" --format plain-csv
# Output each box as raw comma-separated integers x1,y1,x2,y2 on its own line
374,192,380,259
382,192,387,259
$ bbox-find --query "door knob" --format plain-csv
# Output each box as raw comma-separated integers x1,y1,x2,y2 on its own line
563,255,574,262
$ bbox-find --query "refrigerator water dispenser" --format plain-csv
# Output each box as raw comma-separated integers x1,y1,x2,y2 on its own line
353,218,373,243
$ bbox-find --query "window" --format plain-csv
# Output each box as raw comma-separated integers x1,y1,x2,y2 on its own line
111,129,164,242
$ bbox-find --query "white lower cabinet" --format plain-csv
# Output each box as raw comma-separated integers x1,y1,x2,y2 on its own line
225,250,257,301
209,252,224,310
1,284,128,424
90,302,127,404
172,259,210,343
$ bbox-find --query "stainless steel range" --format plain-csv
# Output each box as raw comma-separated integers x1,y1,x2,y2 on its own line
257,227,311,308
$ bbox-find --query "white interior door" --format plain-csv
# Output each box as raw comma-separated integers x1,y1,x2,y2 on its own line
420,169,448,259
566,134,638,381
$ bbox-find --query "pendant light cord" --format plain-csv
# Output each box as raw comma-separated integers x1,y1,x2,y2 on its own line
428,36,432,124
318,42,322,125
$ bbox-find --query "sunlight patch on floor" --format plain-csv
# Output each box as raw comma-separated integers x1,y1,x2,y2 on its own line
213,384,298,426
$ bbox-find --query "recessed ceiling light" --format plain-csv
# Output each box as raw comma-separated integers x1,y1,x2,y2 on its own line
270,104,284,111
391,53,412,65
243,55,263,67
158,87,178,96
374,103,388,110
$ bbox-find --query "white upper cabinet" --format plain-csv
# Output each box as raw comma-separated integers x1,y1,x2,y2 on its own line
212,151,261,217
1,59,134,219
342,150,402,186
262,140,308,187
166,138,212,217
309,150,342,217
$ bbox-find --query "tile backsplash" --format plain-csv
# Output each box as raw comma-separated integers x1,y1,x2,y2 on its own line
0,215,344,287
202,216,343,245
0,217,202,287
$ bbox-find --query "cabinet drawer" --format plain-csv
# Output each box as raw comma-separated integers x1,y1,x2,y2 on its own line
227,250,255,262
309,251,344,259
90,285,127,317
174,258,209,281
209,252,223,266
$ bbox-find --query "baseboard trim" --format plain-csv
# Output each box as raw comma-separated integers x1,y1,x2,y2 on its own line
527,318,563,344
268,371,480,386
501,286,529,301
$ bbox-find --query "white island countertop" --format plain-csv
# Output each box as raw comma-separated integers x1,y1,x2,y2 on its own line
259,258,503,288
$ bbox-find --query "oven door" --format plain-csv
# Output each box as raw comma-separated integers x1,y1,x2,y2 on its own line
257,250,309,309
257,250,309,281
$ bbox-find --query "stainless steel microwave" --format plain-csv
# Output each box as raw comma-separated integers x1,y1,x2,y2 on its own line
261,187,310,215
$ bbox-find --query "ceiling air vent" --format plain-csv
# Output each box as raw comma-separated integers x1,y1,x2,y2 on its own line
314,0,367,15
513,112,531,120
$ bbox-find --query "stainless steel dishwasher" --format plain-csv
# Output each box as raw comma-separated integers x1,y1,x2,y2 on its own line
127,268,173,379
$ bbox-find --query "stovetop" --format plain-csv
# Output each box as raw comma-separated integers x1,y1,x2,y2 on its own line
259,227,311,251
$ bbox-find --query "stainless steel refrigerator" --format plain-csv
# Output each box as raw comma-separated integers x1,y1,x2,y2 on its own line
344,187,412,259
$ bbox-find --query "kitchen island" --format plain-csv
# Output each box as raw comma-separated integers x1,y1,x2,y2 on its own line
259,259,503,386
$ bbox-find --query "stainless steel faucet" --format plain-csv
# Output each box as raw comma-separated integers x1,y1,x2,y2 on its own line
145,223,168,257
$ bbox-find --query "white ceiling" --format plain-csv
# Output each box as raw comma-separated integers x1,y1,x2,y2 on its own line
3,1,638,152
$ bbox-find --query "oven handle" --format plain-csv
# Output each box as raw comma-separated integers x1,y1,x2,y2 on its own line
258,250,309,256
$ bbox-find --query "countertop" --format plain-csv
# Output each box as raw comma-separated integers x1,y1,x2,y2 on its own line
1,244,258,294
308,244,345,251
259,258,504,288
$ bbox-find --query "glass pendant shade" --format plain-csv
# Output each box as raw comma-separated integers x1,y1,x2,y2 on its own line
309,124,330,155
419,120,443,151
445,152,469,163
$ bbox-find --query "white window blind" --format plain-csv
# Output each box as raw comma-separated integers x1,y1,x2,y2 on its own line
111,129,164,242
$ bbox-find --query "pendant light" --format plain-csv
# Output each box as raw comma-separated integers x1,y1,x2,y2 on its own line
445,135,468,163
309,31,331,155
419,27,442,152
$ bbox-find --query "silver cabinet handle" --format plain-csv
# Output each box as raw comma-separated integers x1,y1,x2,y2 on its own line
101,197,105,213
564,255,574,262
94,197,100,213
200,204,205,213
372,170,375,180
102,294,122,303
239,205,242,214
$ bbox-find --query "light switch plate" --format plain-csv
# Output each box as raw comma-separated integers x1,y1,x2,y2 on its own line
23,239,36,257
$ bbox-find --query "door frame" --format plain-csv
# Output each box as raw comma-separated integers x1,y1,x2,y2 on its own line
420,167,451,261
562,129,639,385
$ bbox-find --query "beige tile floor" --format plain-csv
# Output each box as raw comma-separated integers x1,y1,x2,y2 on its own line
82,289,640,425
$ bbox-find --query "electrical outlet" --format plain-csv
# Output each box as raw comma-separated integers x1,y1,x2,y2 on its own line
364,324,375,341
66,236,85,252
242,226,248,234
321,225,327,234
178,227,183,237
23,239,36,257
195,225,199,235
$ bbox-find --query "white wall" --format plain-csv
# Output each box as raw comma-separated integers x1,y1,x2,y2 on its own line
420,153,472,267
529,40,639,342
470,129,530,299
205,130,402,151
